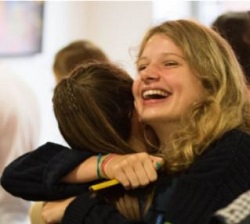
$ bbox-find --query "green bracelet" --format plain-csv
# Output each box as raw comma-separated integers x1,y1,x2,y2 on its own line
97,153,102,179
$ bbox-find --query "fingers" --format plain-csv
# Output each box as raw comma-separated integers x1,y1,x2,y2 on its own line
114,161,135,189
111,152,163,190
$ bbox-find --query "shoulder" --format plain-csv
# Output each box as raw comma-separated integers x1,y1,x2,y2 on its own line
152,130,250,223
216,129,250,146
41,142,71,150
185,129,250,186
202,129,250,161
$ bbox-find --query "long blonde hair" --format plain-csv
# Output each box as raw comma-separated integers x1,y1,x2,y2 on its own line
137,19,250,172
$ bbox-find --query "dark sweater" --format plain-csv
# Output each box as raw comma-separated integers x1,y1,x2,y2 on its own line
61,129,250,224
1,130,250,224
1,142,94,200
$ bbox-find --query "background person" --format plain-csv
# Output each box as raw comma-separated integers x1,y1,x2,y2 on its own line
211,11,250,83
0,63,40,224
53,40,110,83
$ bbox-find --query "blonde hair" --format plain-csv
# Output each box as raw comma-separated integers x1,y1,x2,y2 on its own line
137,19,250,172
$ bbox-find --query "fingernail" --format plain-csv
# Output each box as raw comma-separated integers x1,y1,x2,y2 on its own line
155,162,162,170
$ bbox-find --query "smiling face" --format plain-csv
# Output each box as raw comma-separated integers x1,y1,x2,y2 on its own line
132,34,205,127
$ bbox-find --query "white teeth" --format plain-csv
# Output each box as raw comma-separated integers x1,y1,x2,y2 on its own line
143,90,168,99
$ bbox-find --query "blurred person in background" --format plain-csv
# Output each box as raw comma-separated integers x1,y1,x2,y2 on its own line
52,40,110,83
0,62,41,224
211,11,250,90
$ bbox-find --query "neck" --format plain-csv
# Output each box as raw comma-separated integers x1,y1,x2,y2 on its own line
128,135,147,152
150,121,179,147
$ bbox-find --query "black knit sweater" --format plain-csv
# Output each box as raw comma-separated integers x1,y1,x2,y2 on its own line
1,129,250,224
1,142,94,201
61,129,250,224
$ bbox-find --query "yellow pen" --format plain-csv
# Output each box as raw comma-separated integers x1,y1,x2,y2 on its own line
89,179,119,192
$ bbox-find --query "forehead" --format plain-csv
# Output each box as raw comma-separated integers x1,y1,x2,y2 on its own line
141,34,183,57
139,34,184,62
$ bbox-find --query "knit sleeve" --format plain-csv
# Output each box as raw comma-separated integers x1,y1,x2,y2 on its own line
62,193,141,224
1,142,94,201
159,130,250,224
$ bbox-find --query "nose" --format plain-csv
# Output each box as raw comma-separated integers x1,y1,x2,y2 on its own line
140,65,160,83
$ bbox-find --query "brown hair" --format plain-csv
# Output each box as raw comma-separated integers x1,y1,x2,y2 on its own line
53,40,109,83
53,62,134,154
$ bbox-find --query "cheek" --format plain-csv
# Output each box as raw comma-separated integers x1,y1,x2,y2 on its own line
175,77,204,109
184,72,204,97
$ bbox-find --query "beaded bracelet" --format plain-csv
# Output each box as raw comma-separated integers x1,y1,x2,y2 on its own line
96,153,102,179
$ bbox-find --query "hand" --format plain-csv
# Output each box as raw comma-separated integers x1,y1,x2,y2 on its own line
104,152,164,189
41,197,75,224
115,193,141,221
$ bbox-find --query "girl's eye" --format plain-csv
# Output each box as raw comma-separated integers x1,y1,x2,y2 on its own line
163,61,178,67
137,64,147,71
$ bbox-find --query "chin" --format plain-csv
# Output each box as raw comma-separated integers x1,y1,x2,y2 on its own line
141,114,164,124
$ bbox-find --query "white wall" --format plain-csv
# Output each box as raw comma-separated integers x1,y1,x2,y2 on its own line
84,1,153,76
1,1,153,146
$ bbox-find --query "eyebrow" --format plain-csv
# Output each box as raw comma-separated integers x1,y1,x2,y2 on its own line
137,52,185,64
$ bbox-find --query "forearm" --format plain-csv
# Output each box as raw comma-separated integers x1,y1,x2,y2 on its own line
1,142,94,201
62,156,98,183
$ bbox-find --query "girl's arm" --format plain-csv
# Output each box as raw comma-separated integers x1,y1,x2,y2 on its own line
1,142,95,201
63,152,164,189
1,142,163,201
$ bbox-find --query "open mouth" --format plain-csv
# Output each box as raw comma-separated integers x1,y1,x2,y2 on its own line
142,89,169,100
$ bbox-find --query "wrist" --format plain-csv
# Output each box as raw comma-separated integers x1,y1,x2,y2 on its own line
96,153,103,179
100,153,116,179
